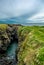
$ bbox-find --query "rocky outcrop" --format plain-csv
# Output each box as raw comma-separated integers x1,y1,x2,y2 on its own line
0,56,17,65
0,24,18,53
0,24,19,65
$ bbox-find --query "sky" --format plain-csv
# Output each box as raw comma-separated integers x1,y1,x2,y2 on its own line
0,0,44,23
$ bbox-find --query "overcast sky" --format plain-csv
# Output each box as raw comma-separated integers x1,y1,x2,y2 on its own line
0,0,44,23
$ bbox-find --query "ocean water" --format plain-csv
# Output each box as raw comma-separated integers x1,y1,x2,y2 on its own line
6,42,18,58
0,18,44,26
0,20,44,26
0,19,44,26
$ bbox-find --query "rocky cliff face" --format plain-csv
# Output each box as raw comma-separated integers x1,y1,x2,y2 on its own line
0,24,19,65
0,24,18,53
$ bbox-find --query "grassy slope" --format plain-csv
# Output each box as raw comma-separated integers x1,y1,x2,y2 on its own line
0,24,8,39
18,26,44,65
0,24,8,30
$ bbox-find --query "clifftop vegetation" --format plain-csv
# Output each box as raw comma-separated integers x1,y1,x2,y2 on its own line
0,24,8,30
18,26,44,65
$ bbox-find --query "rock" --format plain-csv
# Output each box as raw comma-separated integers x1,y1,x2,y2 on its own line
0,24,18,53
0,56,17,65
0,40,3,47
0,24,18,65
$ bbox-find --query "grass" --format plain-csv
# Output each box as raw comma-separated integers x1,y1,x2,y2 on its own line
18,26,44,65
0,24,8,30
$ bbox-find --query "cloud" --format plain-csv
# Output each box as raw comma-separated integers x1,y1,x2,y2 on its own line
0,0,42,19
0,0,44,24
27,10,44,23
27,0,44,23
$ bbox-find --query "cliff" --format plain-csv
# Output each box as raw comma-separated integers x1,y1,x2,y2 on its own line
0,24,18,53
0,24,19,65
0,25,44,65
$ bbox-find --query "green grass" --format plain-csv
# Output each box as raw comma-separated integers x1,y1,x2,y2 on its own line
18,26,44,65
0,24,8,30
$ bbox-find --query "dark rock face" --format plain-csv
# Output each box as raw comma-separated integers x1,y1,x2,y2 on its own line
0,24,18,65
0,56,17,65
0,24,18,53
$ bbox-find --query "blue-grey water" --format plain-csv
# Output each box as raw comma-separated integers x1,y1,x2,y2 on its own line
21,23,44,26
0,18,44,26
6,42,18,58
0,20,44,26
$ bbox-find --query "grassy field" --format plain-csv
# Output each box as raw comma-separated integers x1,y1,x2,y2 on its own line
18,26,44,65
